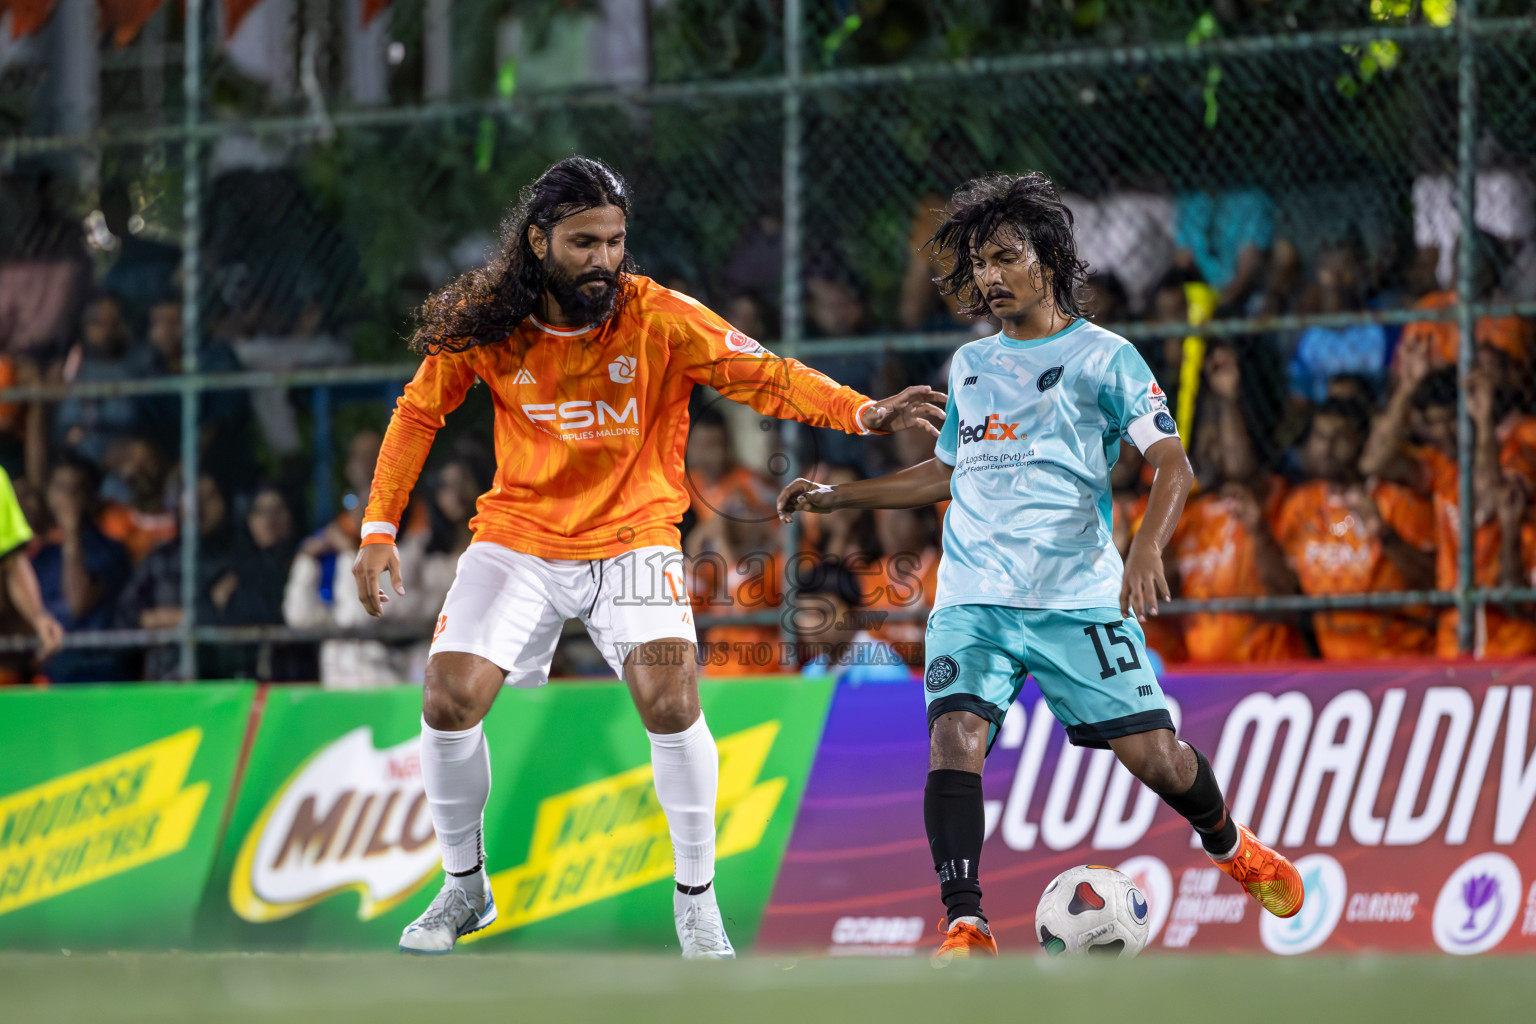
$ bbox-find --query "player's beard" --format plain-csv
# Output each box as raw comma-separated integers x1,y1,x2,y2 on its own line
542,256,620,327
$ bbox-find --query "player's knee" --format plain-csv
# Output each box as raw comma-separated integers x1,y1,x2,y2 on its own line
928,711,989,772
640,688,698,734
422,674,485,732
1118,733,1190,795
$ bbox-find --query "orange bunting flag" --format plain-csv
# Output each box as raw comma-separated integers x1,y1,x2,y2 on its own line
1,0,62,39
223,0,262,37
97,0,170,47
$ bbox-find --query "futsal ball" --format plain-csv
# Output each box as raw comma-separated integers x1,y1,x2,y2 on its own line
1034,865,1151,958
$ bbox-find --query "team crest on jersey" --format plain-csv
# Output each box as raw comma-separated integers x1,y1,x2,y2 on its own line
1154,411,1178,435
925,655,959,693
1036,365,1064,392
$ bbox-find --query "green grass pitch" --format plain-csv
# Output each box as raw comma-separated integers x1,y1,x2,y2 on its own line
3,951,1533,1024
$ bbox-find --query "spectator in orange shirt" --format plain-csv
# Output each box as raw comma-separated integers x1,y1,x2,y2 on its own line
1391,242,1533,378
686,493,784,677
1363,344,1536,657
1276,398,1436,659
856,505,939,667
98,436,177,564
1168,343,1308,662
684,408,775,525
1113,442,1187,665
797,463,878,560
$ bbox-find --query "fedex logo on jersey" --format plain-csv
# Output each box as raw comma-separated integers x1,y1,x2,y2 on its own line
958,413,1023,445
521,398,639,438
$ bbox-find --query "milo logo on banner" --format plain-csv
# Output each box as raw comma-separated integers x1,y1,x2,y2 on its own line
0,729,209,916
230,728,440,922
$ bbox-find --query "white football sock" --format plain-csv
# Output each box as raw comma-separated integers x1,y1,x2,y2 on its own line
420,717,491,886
648,714,718,889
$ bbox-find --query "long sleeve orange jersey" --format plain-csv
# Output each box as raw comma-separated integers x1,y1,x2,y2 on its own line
363,276,875,560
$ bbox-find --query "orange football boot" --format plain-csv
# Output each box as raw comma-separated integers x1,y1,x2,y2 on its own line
1212,824,1304,919
932,916,998,967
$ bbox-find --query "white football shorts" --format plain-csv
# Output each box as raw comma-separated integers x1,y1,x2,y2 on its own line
429,541,696,686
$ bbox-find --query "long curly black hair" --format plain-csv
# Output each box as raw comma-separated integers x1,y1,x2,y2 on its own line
928,172,1089,321
409,156,637,355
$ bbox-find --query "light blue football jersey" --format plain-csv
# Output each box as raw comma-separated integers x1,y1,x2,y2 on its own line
931,318,1177,611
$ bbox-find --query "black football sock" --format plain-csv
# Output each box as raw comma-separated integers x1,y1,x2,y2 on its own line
924,769,986,926
1160,745,1240,859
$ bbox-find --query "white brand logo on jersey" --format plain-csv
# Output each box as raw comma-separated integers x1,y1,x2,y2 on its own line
512,369,537,385
522,398,639,432
608,356,636,384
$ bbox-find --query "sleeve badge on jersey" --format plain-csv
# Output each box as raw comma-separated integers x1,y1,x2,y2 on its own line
1154,411,1178,435
725,330,767,357
1036,365,1065,392
925,655,960,693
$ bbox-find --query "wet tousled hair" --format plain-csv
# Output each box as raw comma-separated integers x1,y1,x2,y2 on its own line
410,157,637,355
928,172,1090,321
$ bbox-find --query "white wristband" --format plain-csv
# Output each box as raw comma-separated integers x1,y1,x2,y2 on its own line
856,400,877,435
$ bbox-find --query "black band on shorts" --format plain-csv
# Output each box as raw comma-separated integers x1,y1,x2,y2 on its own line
926,694,1008,754
1065,709,1175,749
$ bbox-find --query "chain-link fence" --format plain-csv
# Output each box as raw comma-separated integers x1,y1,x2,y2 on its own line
0,0,1533,679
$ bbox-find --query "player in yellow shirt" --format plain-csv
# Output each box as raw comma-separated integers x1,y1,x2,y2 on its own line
0,466,64,679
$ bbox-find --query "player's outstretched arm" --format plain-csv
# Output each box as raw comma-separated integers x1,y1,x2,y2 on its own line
1120,436,1194,621
669,295,944,437
777,458,954,522
859,386,948,438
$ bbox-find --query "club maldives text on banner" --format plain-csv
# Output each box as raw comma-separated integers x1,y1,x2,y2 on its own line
758,664,1536,957
0,683,255,949
197,677,832,950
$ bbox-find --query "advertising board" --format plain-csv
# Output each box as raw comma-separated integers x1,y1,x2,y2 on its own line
758,664,1536,956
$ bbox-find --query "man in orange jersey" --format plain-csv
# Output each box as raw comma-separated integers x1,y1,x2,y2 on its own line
1275,398,1436,659
352,158,943,957
1363,338,1536,656
1168,343,1308,662
683,407,776,525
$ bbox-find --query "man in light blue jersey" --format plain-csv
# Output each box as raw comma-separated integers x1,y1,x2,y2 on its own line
778,173,1303,963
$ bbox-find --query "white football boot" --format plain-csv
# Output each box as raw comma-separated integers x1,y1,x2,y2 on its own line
398,874,497,954
674,885,736,960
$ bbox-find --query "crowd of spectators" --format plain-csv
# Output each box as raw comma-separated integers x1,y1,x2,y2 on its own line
2,163,1535,685
0,173,495,687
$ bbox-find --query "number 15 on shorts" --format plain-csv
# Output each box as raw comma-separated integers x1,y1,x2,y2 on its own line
1083,620,1142,680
